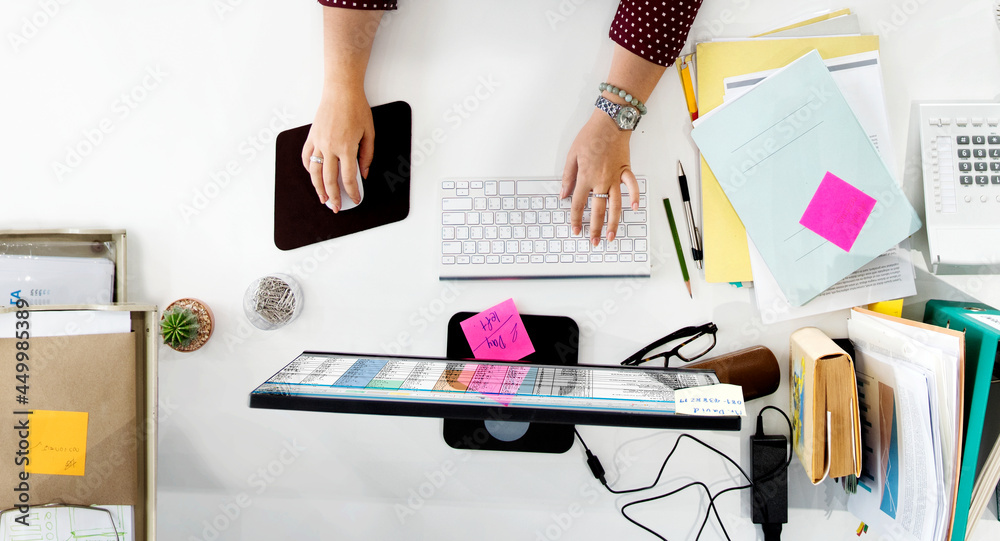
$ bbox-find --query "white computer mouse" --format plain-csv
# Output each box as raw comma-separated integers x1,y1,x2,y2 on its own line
325,164,365,211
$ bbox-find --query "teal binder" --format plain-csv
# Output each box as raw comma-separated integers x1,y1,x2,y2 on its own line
924,300,1000,540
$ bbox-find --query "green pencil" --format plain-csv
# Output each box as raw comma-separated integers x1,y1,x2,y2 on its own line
663,198,692,298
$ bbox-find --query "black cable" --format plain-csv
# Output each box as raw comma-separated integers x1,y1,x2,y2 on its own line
573,406,794,541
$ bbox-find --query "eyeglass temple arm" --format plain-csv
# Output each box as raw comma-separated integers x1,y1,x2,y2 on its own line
620,324,709,365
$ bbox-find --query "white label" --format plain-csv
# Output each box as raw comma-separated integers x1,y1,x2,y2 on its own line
675,384,746,416
970,313,1000,333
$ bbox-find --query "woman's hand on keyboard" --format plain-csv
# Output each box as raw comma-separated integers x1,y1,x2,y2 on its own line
561,109,641,246
302,84,373,213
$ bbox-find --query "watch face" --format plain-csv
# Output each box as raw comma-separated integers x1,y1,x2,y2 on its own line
616,106,640,129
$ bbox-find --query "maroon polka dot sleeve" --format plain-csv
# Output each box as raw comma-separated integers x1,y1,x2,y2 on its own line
317,0,397,9
610,0,704,66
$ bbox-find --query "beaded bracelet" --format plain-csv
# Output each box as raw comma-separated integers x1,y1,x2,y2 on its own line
599,82,648,115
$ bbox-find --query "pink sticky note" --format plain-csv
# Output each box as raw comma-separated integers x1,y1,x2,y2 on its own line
799,172,877,252
460,298,535,361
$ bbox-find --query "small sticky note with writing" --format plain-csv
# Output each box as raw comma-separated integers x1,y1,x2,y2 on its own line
799,172,877,252
460,298,535,361
675,384,746,416
25,410,88,476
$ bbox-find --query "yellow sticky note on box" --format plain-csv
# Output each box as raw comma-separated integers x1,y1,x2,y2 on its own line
868,299,904,318
26,410,88,476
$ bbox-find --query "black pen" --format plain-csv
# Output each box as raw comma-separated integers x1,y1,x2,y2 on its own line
676,161,703,269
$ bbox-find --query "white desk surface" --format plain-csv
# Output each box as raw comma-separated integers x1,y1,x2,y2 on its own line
5,0,1000,539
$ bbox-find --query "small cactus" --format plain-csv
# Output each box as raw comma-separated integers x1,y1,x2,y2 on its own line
160,307,199,349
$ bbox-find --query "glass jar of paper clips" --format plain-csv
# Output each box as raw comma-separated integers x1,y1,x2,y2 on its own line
243,273,303,330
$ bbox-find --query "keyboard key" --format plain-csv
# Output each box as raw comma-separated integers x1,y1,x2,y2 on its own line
553,210,566,222
531,197,545,210
620,254,633,262
976,175,989,185
442,212,465,225
589,254,603,262
592,240,604,252
531,255,544,263
442,242,462,254
534,240,547,253
486,255,500,264
958,149,971,158
505,240,518,252
545,196,559,209
472,255,485,264
959,162,972,172
501,255,514,264
457,255,470,264
442,198,473,211
499,181,515,195
991,149,1000,158
442,181,455,189
481,212,494,224
470,226,483,239
556,225,569,237
528,226,541,239
635,239,648,252
488,198,501,210
510,212,522,224
560,198,572,209
502,197,515,210
627,224,647,238
514,226,526,238
638,195,647,208
542,225,555,238
485,181,498,196
990,136,1000,145
606,239,619,252
605,254,618,262
457,188,469,196
474,197,487,210
463,241,476,254
491,241,504,253
992,176,1000,184
623,210,646,223
635,253,648,262
538,211,551,224
957,135,970,144
991,163,1000,171
442,256,456,264
973,135,986,145
496,212,508,225
467,213,480,225
560,254,573,263
477,241,490,253
520,240,533,252
975,162,988,172
563,240,576,253
577,240,590,252
524,211,537,224
516,197,530,210
500,226,512,239
620,239,633,252
960,176,973,185
548,240,561,252
575,254,588,263
471,181,483,189
516,180,558,195
456,227,469,239
545,254,559,263
485,226,498,239
975,149,987,158
442,227,455,240
516,255,529,263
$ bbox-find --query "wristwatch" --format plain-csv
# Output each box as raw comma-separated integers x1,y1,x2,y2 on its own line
595,96,641,131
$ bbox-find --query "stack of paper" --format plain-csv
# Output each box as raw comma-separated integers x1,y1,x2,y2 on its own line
0,254,115,305
692,49,921,307
692,10,922,317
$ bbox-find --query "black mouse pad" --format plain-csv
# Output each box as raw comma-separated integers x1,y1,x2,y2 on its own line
444,312,579,453
273,100,411,250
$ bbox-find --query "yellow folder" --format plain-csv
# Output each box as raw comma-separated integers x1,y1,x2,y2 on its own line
695,35,880,283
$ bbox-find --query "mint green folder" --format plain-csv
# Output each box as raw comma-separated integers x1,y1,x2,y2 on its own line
691,50,921,306
924,300,1000,540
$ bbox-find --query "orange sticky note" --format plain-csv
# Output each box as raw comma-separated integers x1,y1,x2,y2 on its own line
26,410,88,476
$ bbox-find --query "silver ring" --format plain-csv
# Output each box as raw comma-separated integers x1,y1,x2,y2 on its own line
309,156,324,164
591,193,609,199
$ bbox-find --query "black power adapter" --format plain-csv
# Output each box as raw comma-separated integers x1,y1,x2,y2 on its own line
751,416,788,541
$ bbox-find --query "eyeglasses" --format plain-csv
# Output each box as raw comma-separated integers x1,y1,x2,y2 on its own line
620,322,718,367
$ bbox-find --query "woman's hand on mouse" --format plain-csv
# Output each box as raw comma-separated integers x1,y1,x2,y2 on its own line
302,82,373,213
561,109,640,246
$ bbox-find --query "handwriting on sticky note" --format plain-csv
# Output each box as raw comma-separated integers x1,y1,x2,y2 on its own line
675,384,746,416
799,172,877,252
460,299,535,361
25,410,88,476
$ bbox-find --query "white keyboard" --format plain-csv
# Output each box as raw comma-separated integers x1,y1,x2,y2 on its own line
438,178,651,279
918,103,1000,269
